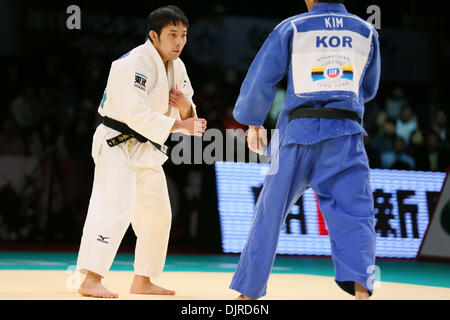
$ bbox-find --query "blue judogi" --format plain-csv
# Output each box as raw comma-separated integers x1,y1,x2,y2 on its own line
230,3,381,298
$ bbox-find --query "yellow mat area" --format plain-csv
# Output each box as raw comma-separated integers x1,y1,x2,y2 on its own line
1,270,449,300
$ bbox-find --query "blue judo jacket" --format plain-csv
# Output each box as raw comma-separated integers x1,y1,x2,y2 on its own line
233,2,381,148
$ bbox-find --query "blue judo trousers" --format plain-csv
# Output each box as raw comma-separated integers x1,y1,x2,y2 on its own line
230,134,376,298
230,3,381,299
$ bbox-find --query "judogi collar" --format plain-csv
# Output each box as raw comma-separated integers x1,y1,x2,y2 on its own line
143,39,175,89
310,3,348,13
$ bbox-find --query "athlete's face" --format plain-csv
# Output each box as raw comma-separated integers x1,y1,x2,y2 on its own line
150,22,187,62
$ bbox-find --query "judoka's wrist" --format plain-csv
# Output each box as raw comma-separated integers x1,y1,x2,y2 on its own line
171,120,182,133
180,104,193,119
186,104,193,117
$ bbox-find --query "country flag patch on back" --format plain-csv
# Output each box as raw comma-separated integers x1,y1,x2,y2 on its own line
311,65,326,81
134,72,147,91
341,65,354,80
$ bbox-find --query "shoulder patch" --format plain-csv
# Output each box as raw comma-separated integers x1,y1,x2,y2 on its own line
134,72,147,91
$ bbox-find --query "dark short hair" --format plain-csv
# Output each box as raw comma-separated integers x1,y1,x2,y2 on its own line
319,0,345,3
146,5,189,41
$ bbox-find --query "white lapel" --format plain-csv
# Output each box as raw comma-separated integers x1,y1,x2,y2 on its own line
144,39,169,94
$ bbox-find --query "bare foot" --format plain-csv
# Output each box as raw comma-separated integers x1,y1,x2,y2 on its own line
355,282,370,300
235,294,257,300
78,271,118,298
130,275,175,295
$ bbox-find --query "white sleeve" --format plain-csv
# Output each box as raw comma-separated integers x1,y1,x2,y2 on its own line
109,60,175,145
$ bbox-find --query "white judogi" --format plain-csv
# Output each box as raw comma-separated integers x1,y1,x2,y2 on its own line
76,39,197,277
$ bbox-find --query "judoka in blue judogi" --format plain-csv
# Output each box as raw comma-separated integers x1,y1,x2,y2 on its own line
230,1,381,299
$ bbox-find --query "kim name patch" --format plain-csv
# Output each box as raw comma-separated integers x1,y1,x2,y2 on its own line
134,72,147,91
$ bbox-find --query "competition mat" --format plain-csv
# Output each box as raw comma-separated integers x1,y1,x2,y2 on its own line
0,252,449,300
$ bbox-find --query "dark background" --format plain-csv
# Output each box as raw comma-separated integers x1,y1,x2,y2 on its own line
0,0,448,253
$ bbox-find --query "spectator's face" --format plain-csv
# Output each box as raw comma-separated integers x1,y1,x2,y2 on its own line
150,22,187,62
203,82,217,97
383,122,396,136
410,131,423,146
435,110,447,126
427,134,439,151
401,107,412,122
376,112,387,128
224,69,238,85
393,87,404,98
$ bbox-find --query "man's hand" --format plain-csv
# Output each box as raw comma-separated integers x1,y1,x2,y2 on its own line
169,89,192,119
247,125,268,154
171,118,207,136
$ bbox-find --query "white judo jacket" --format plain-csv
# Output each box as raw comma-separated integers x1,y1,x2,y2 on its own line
93,39,197,167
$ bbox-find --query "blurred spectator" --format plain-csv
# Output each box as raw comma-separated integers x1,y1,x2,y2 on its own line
0,116,26,156
82,57,103,100
219,67,241,105
68,120,92,159
172,170,203,244
385,87,407,119
66,107,95,159
27,120,67,157
396,105,418,145
9,86,36,131
364,135,380,169
194,80,225,131
222,105,246,130
408,129,429,171
370,116,396,157
432,109,448,143
60,74,81,116
381,136,415,170
425,131,449,171
3,63,21,107
420,85,442,125
363,99,383,135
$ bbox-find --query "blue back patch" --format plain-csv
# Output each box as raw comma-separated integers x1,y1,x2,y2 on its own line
294,15,371,39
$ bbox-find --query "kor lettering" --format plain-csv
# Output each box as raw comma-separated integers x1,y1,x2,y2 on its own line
316,36,352,48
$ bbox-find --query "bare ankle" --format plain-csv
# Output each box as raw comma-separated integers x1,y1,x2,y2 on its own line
133,275,150,283
83,271,103,284
236,294,257,300
354,282,370,300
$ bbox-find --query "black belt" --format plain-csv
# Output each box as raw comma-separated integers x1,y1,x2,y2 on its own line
101,116,169,155
289,108,361,123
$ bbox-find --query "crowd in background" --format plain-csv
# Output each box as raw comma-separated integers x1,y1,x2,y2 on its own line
364,85,448,171
0,1,449,245
0,55,448,172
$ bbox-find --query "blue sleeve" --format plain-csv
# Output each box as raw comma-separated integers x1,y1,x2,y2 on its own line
233,28,289,126
362,28,381,103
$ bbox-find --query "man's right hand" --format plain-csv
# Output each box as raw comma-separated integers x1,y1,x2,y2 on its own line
171,118,207,136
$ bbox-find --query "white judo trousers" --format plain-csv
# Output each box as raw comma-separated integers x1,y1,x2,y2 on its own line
77,125,172,278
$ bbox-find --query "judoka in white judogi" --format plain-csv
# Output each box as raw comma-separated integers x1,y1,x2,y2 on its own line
76,38,198,279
